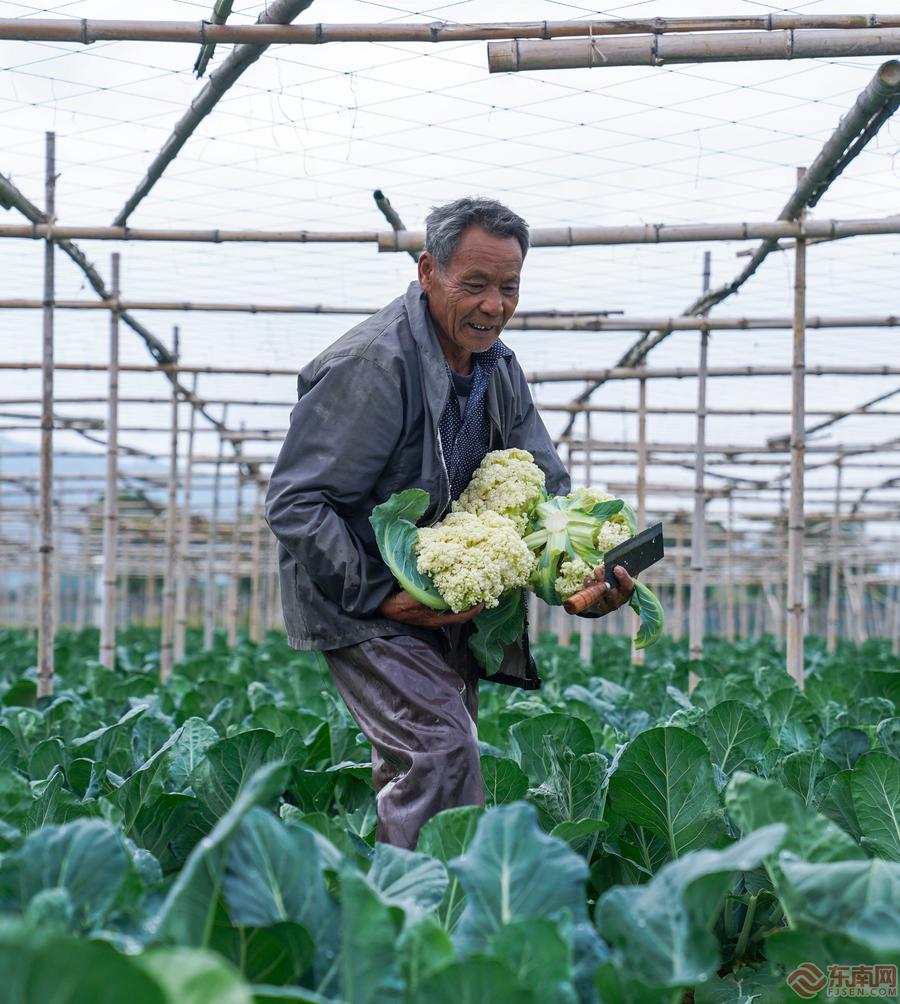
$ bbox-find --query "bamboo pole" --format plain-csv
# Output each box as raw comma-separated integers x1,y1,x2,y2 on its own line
227,467,242,646
726,496,736,642
5,299,900,333
488,30,900,72
689,253,712,682
160,331,179,681
174,374,198,664
827,461,843,653
113,0,316,226
99,253,120,670
249,478,263,644
75,527,90,632
673,522,685,641
5,15,900,45
4,360,900,381
3,214,900,248
787,169,807,689
891,576,900,656
633,369,647,665
204,416,226,649
37,132,56,699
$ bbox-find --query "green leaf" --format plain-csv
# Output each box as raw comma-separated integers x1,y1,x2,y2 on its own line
595,825,786,991
607,726,727,859
416,805,484,930
0,726,18,769
133,946,254,1004
628,581,665,649
410,955,538,1004
369,489,447,610
167,717,219,790
480,756,528,807
818,769,862,842
191,730,277,820
0,921,167,1003
488,917,577,1004
117,727,184,834
851,751,900,861
509,713,595,785
131,793,208,874
725,772,864,864
703,701,769,775
876,717,900,758
469,590,525,677
222,809,337,939
777,857,900,954
0,819,130,932
397,913,455,993
336,867,405,1004
70,704,147,762
822,727,871,769
368,842,448,916
149,761,289,947
449,802,588,954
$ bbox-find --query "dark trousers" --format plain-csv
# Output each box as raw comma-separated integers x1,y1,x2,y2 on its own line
324,630,484,850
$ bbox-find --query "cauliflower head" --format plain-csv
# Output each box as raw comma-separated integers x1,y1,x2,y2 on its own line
415,510,536,612
555,557,593,600
453,448,546,534
597,519,633,555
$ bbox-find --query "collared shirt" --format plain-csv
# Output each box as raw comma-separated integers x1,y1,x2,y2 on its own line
439,338,513,499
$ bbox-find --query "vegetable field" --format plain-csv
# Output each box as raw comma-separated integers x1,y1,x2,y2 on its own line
1,627,897,1003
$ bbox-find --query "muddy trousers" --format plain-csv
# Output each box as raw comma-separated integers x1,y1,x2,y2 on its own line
323,633,484,850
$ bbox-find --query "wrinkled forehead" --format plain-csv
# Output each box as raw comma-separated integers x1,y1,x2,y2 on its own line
446,225,524,279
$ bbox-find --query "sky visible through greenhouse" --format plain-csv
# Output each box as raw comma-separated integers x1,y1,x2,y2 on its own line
0,0,898,543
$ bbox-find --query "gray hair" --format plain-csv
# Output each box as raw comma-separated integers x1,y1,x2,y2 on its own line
424,197,529,269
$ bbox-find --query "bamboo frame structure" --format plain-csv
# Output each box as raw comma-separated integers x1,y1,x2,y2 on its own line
2,215,900,248
4,15,900,45
99,254,120,670
487,30,900,72
113,0,316,227
37,133,55,700
558,61,900,442
786,176,807,688
5,300,900,332
174,375,198,664
159,333,179,682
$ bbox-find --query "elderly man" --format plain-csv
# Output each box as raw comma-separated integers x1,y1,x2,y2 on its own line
266,197,633,849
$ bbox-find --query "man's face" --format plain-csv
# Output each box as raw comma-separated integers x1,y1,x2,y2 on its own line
418,225,523,366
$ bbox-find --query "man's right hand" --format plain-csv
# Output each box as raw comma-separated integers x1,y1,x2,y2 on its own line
378,590,483,629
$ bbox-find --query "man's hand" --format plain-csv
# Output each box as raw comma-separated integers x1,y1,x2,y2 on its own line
379,590,483,629
577,564,635,616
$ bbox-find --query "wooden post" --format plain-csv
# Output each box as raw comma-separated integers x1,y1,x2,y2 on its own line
174,373,198,663
827,460,842,653
100,253,120,669
528,591,540,644
584,408,592,487
249,476,264,643
227,467,242,645
203,416,226,649
787,167,807,688
633,367,647,664
725,495,736,641
891,575,900,657
37,132,57,696
160,330,179,681
673,521,684,641
689,252,711,685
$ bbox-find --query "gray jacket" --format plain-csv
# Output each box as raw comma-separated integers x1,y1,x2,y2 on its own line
265,281,570,687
